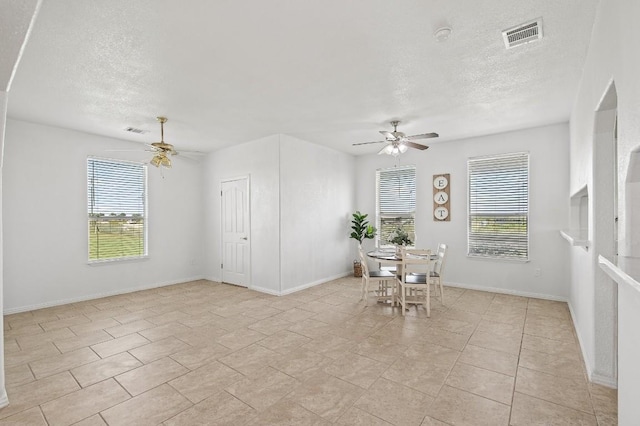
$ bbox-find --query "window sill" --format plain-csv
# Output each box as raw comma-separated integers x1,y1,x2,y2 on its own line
466,254,530,263
87,256,149,266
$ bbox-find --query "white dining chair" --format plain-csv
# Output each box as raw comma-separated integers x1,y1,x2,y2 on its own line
430,243,448,305
396,247,433,317
359,247,396,306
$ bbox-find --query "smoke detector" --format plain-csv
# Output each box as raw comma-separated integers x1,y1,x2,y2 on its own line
502,18,543,49
434,26,452,42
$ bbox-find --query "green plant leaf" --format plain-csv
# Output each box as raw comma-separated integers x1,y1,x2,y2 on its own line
350,210,374,243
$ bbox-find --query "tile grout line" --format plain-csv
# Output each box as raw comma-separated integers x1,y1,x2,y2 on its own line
1,280,610,424
507,296,527,426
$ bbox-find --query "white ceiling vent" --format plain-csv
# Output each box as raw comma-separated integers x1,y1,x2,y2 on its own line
124,127,148,134
502,18,543,49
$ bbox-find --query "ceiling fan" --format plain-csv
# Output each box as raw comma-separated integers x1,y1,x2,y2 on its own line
148,116,178,168
353,120,439,156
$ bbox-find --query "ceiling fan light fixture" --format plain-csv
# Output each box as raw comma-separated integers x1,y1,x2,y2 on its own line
390,145,406,157
148,116,177,169
381,144,394,156
150,153,172,168
381,143,408,157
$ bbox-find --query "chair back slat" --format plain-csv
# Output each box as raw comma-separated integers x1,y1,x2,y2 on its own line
399,248,432,280
433,243,448,276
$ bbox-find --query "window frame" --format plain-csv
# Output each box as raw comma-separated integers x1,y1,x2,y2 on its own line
375,165,417,248
87,156,149,263
467,151,530,262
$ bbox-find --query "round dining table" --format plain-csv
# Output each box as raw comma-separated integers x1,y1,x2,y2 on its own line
366,249,438,275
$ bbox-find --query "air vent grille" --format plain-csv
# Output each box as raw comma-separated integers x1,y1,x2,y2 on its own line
124,127,148,134
502,18,543,49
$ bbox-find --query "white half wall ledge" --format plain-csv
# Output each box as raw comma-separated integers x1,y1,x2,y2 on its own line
3,275,206,315
560,230,590,248
598,255,640,293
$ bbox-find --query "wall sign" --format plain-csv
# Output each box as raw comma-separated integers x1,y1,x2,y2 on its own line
433,174,450,221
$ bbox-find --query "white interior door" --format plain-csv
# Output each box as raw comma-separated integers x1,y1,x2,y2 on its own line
221,177,250,287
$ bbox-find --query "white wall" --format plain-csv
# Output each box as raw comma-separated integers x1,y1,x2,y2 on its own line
203,134,356,295
568,0,640,409
279,135,355,293
617,276,640,425
356,123,570,299
1,0,42,408
203,135,281,294
3,119,204,312
0,91,9,407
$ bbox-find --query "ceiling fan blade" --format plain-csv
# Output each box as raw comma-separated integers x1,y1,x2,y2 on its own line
352,140,387,146
379,131,397,140
174,153,200,163
405,141,430,151
377,145,390,155
407,132,439,140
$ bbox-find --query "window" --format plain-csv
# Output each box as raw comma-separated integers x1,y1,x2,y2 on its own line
468,152,529,260
376,165,416,246
87,158,147,261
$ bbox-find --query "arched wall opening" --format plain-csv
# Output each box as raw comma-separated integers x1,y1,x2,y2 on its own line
591,80,618,385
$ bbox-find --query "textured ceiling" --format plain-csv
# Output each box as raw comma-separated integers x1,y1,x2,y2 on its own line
6,0,598,155
0,0,40,91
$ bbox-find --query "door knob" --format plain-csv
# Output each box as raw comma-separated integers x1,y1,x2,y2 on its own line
241,237,248,240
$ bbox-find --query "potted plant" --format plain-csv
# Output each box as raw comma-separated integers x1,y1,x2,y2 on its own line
388,226,413,256
349,211,377,277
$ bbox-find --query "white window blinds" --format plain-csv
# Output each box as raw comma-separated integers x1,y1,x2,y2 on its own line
468,152,529,260
376,166,416,245
87,158,147,261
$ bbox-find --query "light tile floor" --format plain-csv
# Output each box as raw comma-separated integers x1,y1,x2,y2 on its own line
0,278,617,425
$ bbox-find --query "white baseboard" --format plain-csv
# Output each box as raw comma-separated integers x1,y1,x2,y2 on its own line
280,271,352,296
567,301,618,388
567,301,594,379
447,281,618,388
0,389,8,409
248,271,352,297
3,276,206,315
444,281,568,302
203,276,279,295
249,285,281,296
249,276,567,299
590,372,618,389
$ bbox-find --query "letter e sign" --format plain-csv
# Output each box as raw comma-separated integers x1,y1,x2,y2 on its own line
433,174,450,221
